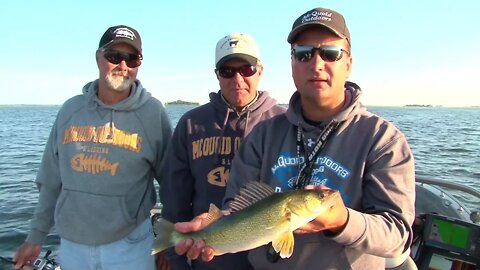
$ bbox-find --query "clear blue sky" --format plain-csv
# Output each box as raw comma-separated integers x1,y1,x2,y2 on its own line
2,1,479,107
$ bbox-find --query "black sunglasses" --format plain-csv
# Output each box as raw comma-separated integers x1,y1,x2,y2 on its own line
292,45,349,62
102,49,143,68
216,65,257,79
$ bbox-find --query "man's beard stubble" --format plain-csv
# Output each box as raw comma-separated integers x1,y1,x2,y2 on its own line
105,71,133,92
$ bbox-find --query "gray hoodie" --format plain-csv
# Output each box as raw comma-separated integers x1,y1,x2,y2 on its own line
224,82,416,269
26,79,172,245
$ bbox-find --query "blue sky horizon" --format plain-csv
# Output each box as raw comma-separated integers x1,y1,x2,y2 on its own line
2,1,479,108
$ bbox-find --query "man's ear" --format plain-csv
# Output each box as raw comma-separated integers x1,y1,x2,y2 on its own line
256,65,264,76
345,55,353,79
95,51,101,68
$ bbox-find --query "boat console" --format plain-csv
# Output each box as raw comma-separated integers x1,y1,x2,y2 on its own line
414,213,480,270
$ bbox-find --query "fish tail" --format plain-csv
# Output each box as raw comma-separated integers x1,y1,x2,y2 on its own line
152,217,176,255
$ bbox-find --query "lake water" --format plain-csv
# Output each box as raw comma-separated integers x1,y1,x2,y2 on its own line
0,104,479,264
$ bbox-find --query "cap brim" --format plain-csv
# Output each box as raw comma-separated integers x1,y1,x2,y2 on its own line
287,23,345,43
216,54,258,68
100,40,142,54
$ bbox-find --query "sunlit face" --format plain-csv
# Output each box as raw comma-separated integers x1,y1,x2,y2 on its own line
291,28,352,111
215,58,263,110
96,43,139,93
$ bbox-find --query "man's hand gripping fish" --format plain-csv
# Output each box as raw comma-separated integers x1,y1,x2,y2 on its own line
152,182,340,258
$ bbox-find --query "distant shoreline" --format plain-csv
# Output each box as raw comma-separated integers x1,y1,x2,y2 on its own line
164,100,199,106
404,104,434,108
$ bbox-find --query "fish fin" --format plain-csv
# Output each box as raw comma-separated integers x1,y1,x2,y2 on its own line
272,231,295,259
202,203,224,227
152,217,176,255
228,182,275,212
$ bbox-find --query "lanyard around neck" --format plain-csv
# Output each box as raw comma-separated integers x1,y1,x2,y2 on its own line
294,120,341,189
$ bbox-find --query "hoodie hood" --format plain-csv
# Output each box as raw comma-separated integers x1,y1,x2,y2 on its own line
82,79,152,112
208,90,282,138
82,79,152,138
286,81,366,131
209,90,279,117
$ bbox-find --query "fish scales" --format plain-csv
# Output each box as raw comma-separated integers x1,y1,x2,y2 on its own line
153,182,340,258
187,192,293,253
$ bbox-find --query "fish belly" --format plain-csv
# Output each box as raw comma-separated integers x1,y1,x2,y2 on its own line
201,204,292,255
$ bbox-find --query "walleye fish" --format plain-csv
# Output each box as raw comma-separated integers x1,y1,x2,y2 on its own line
152,182,340,258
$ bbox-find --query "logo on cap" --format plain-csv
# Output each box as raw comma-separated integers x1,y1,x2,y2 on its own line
302,10,332,24
287,7,350,45
215,33,260,68
113,27,137,41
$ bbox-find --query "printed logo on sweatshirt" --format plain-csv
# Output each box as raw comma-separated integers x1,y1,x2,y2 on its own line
191,136,242,187
207,166,230,187
70,153,119,176
63,124,142,152
271,152,352,204
271,152,350,185
63,124,142,176
191,136,242,159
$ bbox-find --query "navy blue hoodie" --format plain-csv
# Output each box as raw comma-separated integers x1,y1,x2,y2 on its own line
160,90,285,270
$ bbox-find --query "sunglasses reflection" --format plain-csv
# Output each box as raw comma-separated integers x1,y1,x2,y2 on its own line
102,49,143,68
292,45,349,62
216,65,257,79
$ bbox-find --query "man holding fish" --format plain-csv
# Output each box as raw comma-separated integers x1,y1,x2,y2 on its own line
157,6,416,270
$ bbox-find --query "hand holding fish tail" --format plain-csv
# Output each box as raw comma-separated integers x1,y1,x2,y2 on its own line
294,185,349,235
174,212,215,261
174,212,209,233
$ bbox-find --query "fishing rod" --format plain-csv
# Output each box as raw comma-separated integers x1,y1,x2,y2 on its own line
0,255,15,264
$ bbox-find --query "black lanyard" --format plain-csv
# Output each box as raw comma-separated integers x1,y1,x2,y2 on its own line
294,120,341,189
266,120,341,263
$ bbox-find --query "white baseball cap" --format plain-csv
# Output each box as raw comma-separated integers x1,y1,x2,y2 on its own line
215,33,261,68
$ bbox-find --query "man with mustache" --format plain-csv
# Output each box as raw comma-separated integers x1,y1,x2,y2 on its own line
13,25,172,270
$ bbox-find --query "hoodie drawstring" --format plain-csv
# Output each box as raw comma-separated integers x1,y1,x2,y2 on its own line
107,110,116,141
212,108,231,166
242,110,251,139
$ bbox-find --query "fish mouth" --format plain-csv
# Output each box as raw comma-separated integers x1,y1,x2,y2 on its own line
330,192,342,206
321,190,341,209
302,189,341,213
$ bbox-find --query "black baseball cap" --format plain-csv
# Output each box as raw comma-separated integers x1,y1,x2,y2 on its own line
287,7,350,45
98,25,142,54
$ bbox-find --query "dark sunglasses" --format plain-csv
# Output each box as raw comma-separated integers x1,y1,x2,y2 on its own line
102,49,143,68
216,65,257,79
292,45,349,62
